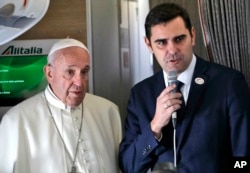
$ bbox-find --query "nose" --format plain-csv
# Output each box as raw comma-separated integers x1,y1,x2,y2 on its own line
167,41,177,55
73,73,85,87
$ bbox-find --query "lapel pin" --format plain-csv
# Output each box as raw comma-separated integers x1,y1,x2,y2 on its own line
195,77,205,85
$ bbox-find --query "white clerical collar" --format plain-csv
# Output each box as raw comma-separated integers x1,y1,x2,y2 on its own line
164,54,196,86
44,85,79,112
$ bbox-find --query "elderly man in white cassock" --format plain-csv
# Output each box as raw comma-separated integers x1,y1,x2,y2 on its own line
0,38,122,173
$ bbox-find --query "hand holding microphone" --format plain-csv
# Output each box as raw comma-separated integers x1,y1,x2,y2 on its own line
150,71,182,138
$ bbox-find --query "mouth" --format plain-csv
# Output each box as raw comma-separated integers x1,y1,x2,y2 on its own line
70,90,83,96
165,58,181,64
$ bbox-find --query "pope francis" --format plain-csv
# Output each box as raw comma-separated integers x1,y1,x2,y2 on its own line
0,38,122,173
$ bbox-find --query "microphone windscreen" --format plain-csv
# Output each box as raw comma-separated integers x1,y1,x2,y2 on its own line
167,71,177,92
167,71,177,82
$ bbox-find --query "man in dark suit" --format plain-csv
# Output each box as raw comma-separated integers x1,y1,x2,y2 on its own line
119,3,250,173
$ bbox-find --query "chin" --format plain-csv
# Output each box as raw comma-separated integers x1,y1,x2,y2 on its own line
69,102,82,108
66,97,83,108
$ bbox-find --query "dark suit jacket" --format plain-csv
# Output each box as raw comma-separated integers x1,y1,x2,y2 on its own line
119,57,250,173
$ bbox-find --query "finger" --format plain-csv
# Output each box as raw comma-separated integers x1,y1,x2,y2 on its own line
163,98,182,110
158,85,176,99
163,102,168,109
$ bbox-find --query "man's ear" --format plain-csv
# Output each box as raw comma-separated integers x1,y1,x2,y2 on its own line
43,65,52,83
144,36,153,53
191,27,196,46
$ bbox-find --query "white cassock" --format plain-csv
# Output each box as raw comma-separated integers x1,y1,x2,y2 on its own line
0,86,122,173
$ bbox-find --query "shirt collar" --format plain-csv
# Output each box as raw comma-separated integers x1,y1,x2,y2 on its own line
44,85,79,112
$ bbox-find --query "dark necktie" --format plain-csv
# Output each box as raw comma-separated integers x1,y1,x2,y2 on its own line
176,81,185,142
176,81,185,118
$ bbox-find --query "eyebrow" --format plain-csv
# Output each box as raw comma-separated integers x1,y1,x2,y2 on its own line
175,34,187,39
154,38,167,43
154,34,187,43
66,64,90,69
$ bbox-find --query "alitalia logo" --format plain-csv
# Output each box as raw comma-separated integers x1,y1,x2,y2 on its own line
1,45,43,55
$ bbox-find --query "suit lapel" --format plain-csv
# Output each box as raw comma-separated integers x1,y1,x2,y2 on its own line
151,70,166,99
177,57,209,150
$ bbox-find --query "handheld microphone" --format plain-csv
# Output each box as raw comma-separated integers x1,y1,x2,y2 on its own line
167,71,178,92
167,71,178,128
167,71,178,167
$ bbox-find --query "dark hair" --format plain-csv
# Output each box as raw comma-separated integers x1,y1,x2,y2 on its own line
145,3,192,40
